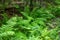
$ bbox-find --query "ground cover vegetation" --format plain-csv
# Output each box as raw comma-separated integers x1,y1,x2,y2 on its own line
0,0,60,40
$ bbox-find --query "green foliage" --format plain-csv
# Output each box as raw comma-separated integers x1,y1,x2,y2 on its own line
52,5,60,17
0,11,59,40
0,0,60,40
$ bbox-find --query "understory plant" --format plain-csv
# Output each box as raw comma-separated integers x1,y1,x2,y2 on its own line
0,0,60,40
0,6,60,40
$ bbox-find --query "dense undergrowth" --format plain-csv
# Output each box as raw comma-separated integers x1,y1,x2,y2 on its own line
0,0,60,40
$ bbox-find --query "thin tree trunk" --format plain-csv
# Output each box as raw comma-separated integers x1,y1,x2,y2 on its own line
29,0,32,11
